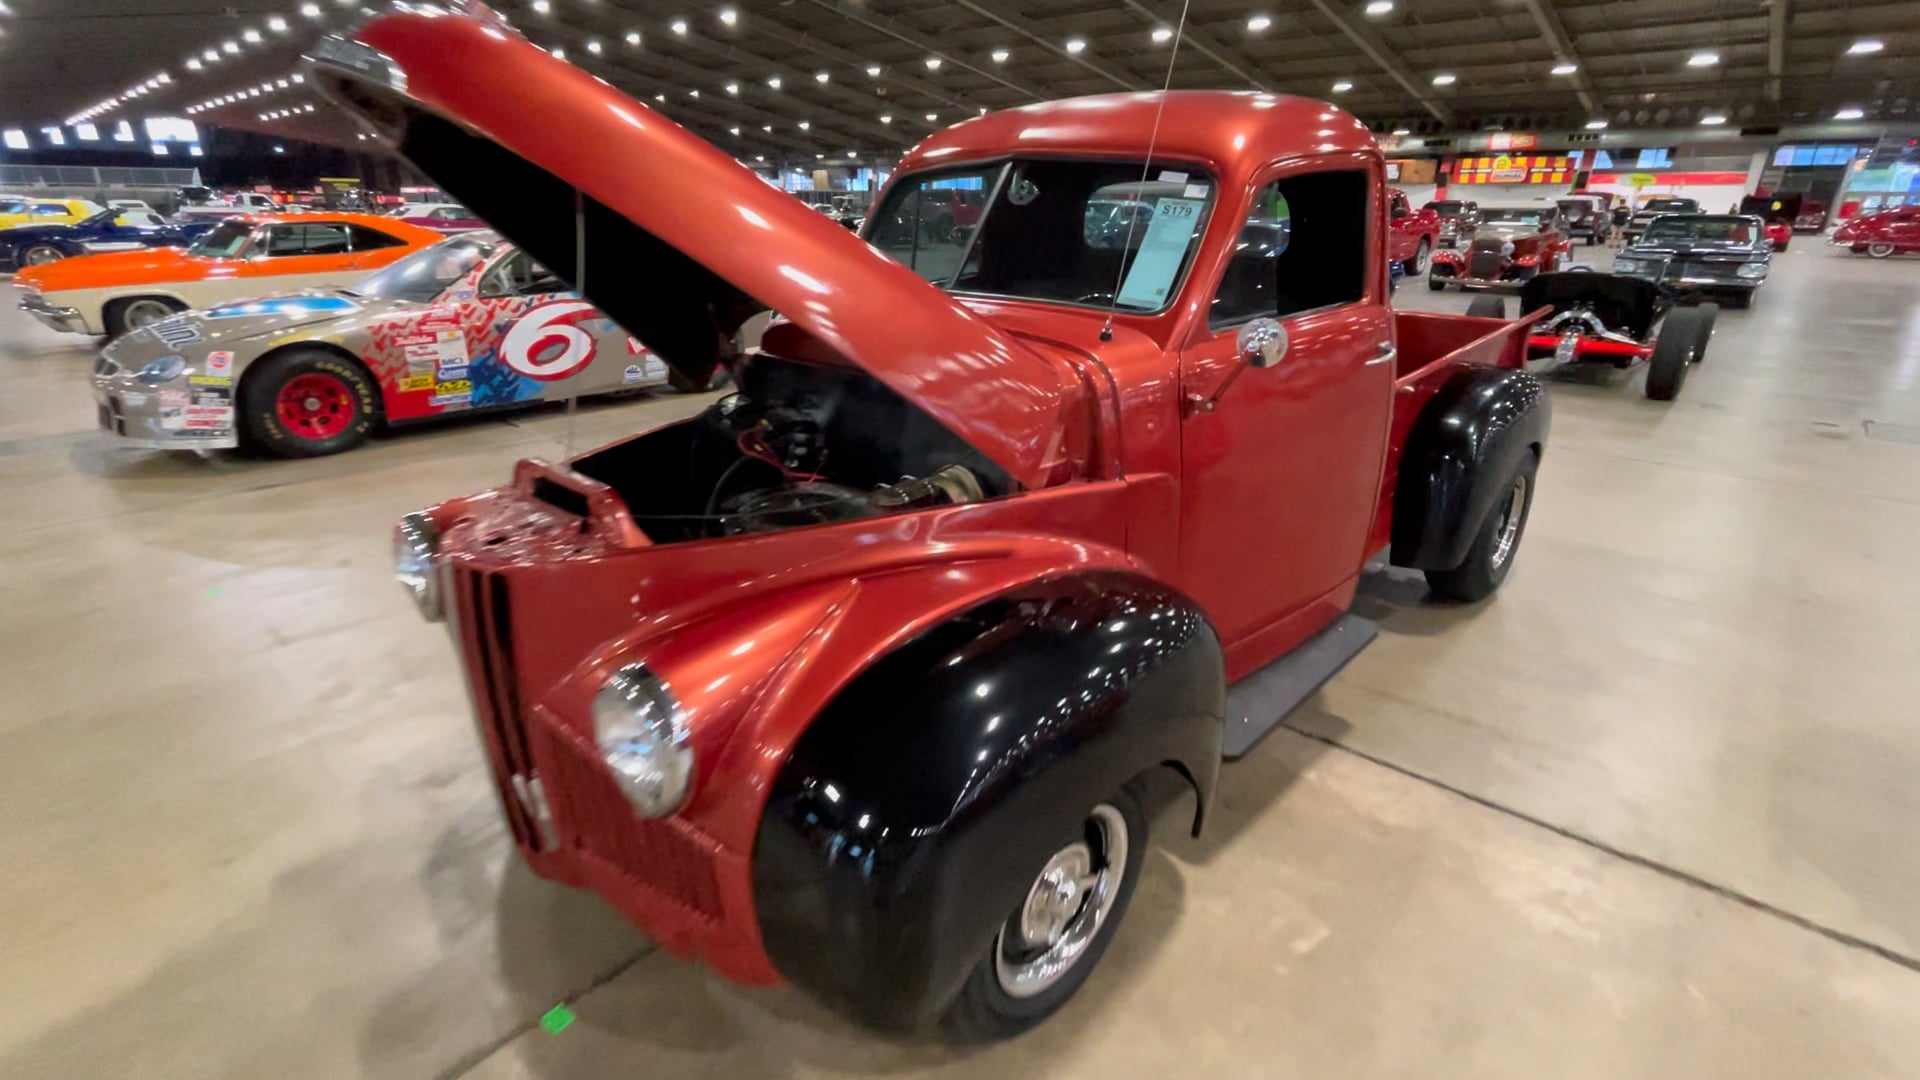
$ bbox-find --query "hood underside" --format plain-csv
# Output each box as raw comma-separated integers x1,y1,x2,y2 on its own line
306,9,1076,490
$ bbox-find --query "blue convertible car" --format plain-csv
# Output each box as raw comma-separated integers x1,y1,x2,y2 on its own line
0,208,216,271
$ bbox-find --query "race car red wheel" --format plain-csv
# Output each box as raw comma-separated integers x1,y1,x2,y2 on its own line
241,349,378,458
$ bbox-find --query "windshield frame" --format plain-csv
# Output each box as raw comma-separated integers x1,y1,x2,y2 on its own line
864,154,1219,317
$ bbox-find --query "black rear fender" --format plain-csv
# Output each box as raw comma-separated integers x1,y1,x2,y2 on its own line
1391,365,1550,571
752,571,1223,1029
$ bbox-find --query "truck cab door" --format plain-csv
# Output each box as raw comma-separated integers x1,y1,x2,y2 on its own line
1175,160,1395,672
1386,190,1414,262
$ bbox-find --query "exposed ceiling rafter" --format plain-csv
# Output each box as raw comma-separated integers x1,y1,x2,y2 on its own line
1302,0,1453,123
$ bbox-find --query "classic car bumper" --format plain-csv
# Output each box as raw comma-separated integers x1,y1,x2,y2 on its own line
17,289,87,334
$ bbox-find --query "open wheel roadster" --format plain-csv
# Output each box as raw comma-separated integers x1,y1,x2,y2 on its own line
1467,271,1717,402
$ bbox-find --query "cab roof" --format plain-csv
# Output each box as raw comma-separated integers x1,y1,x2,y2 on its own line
897,91,1379,179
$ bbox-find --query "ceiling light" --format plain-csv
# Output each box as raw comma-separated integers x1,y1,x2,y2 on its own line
1391,127,1410,135
849,150,860,158
755,155,765,162
925,112,938,121
1551,62,1577,75
1847,39,1884,56
203,48,219,62
1332,80,1352,92
815,153,824,160
267,15,288,32
1585,119,1608,129
1835,106,1864,120
1151,27,1172,44
768,75,781,89
222,40,239,54
586,38,602,53
761,124,771,132
258,112,269,121
671,18,688,35
725,81,739,94
1699,113,1726,125
729,126,740,135
1364,0,1393,13
300,2,321,15
531,0,549,11
688,88,699,97
1065,37,1086,54
992,48,1010,62
625,30,641,46
797,120,810,130
718,7,737,27
866,65,882,77
1687,52,1718,67
879,113,892,123
291,73,304,83
1247,14,1271,31
925,57,942,70
1431,73,1456,85
187,58,203,70
815,71,830,83
273,145,285,153
243,28,263,43
303,103,314,112
157,73,171,84
549,46,565,59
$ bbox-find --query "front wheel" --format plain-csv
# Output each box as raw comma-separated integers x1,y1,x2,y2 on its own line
1404,239,1430,276
942,784,1147,1041
1868,242,1896,259
104,296,183,339
239,349,378,457
1425,453,1537,602
1645,304,1713,400
20,244,65,267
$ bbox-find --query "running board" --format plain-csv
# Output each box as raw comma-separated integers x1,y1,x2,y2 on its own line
1221,614,1379,759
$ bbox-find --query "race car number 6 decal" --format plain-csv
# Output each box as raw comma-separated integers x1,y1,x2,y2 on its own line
501,300,600,380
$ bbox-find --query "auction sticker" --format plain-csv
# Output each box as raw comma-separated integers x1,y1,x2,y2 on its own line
399,374,435,392
204,350,235,377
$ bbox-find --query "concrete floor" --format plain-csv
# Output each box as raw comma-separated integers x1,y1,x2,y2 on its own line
4,243,1920,1078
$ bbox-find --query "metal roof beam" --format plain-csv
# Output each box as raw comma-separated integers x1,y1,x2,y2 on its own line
1117,0,1266,90
750,16,980,114
799,0,1053,101
1766,0,1790,102
1301,0,1453,122
948,0,1146,91
1516,0,1604,115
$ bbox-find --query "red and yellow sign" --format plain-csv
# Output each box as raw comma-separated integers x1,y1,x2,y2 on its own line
1454,154,1575,184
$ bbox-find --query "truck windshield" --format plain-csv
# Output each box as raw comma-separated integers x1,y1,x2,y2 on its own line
1644,216,1754,244
187,220,254,258
348,233,498,302
1643,198,1697,213
867,159,1215,313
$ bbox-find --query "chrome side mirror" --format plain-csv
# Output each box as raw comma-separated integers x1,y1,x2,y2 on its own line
1236,317,1288,368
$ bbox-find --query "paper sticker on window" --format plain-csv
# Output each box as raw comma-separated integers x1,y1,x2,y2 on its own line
1115,198,1205,310
1157,170,1190,184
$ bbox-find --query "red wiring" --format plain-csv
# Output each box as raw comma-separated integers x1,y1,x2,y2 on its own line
736,425,827,482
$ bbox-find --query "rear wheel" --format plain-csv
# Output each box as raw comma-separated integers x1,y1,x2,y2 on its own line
1646,305,1712,400
1868,242,1896,259
1425,452,1537,602
1403,239,1430,276
1466,295,1507,319
240,349,378,457
20,244,65,266
1427,275,1448,292
942,783,1147,1041
104,296,183,339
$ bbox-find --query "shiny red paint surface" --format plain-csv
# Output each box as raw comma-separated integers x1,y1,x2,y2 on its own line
360,6,1542,988
1832,206,1920,252
1764,221,1792,248
1525,333,1651,359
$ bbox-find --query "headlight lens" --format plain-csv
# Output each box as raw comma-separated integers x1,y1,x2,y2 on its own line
594,664,694,818
135,356,187,385
393,511,442,622
1613,258,1641,274
1736,261,1768,279
1501,241,1516,257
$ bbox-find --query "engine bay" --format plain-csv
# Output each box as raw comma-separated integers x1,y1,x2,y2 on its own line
569,352,1012,543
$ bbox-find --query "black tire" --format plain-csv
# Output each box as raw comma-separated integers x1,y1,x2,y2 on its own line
1427,275,1448,292
20,244,66,267
1645,305,1712,400
1402,239,1430,276
666,366,732,394
104,296,184,339
1466,295,1507,319
1424,451,1538,602
942,781,1149,1041
1689,303,1718,361
239,349,378,458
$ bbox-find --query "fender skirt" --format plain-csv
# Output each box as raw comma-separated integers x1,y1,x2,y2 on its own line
751,571,1223,1029
1391,364,1550,571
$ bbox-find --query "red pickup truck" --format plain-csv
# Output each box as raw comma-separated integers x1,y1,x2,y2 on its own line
1388,186,1442,275
317,8,1551,1041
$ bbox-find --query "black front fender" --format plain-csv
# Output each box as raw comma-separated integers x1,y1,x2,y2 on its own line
752,571,1223,1029
1392,364,1550,571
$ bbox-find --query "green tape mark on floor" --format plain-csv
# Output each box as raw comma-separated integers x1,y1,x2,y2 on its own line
541,1004,576,1035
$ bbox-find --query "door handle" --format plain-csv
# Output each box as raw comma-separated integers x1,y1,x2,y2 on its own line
1366,341,1396,366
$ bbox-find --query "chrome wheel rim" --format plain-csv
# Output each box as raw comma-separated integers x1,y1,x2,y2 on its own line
993,804,1128,999
1491,474,1528,569
123,300,172,328
23,246,63,265
1869,243,1894,258
1413,243,1429,274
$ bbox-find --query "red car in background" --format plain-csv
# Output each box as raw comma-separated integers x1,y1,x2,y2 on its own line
1388,187,1440,274
1740,194,1796,251
1830,204,1920,258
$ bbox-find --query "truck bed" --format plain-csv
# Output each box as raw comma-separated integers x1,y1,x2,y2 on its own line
1368,307,1549,554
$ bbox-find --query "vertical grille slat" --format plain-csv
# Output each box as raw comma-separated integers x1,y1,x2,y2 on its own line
456,567,535,847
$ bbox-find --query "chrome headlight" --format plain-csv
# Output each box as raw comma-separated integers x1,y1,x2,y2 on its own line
593,664,694,818
1612,258,1641,274
1736,261,1768,279
393,511,442,622
135,355,187,385
1500,241,1516,257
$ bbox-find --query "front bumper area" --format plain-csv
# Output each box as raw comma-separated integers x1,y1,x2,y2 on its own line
17,289,87,334
92,361,239,450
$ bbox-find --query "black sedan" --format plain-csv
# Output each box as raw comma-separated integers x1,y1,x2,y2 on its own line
0,208,216,271
1611,214,1773,308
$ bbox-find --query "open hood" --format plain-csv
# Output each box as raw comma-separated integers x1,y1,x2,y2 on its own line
307,5,1076,490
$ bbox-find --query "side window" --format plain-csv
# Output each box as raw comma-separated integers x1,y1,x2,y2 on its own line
480,251,569,297
1390,192,1410,220
265,223,352,256
348,224,408,251
34,205,67,217
1209,170,1369,329
870,166,997,283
